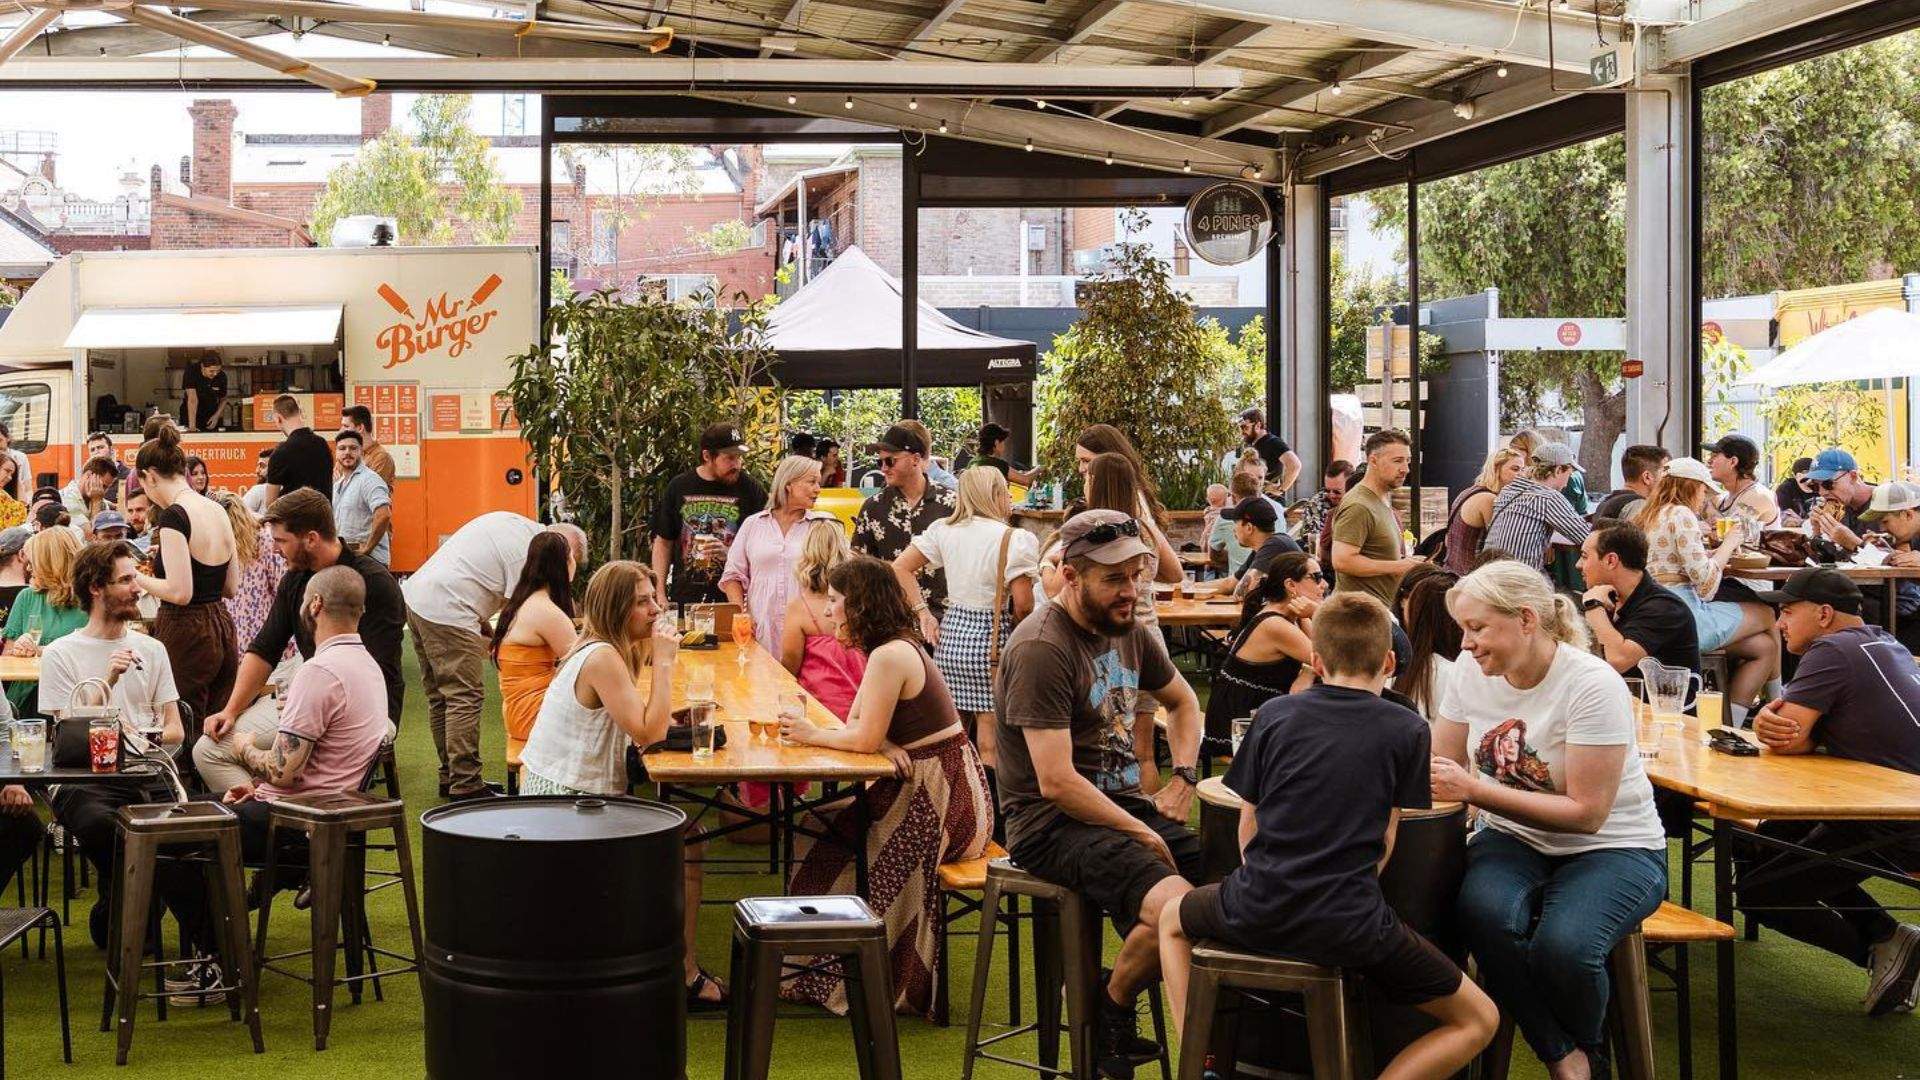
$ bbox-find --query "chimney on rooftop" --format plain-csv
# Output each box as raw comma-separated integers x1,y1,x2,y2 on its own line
179,155,191,189
187,98,238,203
361,94,393,142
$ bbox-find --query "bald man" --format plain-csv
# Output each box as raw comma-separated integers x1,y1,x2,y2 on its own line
403,512,587,799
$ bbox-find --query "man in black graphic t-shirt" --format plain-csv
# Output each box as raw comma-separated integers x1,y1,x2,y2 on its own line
649,423,767,606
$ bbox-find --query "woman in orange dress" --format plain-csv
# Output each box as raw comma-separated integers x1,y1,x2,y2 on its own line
492,532,578,771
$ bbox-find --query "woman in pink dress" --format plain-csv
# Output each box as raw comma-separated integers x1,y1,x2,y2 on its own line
779,520,866,718
720,455,834,651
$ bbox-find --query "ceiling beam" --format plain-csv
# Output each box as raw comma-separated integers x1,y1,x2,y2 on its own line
1091,21,1317,120
702,89,1280,181
0,9,58,65
1203,46,1411,138
1646,0,1884,70
29,12,286,57
0,54,1248,91
1294,66,1565,178
1024,0,1129,63
891,0,970,58
758,0,807,57
1132,0,1596,72
117,4,375,95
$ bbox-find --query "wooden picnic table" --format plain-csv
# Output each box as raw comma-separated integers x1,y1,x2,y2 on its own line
1642,710,1920,1080
1730,563,1920,633
0,655,39,682
640,641,893,895
1154,595,1243,629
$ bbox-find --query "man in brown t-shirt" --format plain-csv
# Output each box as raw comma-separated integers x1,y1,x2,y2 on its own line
995,508,1205,1076
1332,428,1423,607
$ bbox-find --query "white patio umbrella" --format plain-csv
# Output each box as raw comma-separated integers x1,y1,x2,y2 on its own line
1740,307,1920,387
1739,306,1920,476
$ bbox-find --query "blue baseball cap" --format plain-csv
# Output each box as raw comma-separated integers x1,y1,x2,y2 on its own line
1806,448,1857,482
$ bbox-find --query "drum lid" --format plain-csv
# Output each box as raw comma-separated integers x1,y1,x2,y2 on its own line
423,796,685,841
1197,776,1242,809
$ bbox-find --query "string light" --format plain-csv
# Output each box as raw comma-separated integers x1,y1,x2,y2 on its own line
1104,151,1114,165
381,33,391,46
938,119,948,133
786,94,797,104
1182,160,1192,172
1495,65,1508,78
907,97,918,110
1329,81,1342,96
843,95,853,110
1035,99,1047,109
1024,138,1033,152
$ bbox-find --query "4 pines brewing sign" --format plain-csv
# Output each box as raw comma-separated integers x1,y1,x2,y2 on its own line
1185,181,1274,266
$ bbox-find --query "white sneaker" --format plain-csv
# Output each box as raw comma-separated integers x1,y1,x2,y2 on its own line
1865,924,1920,1017
163,961,224,1008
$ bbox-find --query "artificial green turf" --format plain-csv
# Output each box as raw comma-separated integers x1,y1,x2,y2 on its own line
1,638,1915,1077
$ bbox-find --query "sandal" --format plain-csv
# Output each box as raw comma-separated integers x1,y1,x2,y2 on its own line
686,967,729,1013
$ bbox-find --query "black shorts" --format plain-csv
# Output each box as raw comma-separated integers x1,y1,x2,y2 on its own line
1009,793,1204,935
1177,884,1463,1007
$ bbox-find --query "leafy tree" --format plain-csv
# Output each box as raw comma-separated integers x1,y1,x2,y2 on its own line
312,95,522,246
1368,135,1627,480
0,283,16,309
507,287,778,563
1326,246,1447,394
1034,209,1235,506
556,144,701,287
780,387,982,475
1703,326,1888,480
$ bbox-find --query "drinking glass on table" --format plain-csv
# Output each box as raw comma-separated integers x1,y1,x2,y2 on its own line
687,664,716,709
1231,716,1253,756
689,701,717,759
776,691,806,746
12,719,44,773
732,612,755,662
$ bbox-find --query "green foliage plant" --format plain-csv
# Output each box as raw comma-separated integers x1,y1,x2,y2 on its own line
312,95,521,246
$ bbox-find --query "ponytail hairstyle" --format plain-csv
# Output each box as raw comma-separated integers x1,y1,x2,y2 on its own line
1447,559,1590,650
134,419,188,479
493,531,577,659
1239,550,1315,628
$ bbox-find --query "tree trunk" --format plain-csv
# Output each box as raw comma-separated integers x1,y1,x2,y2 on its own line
609,453,623,562
1575,367,1628,490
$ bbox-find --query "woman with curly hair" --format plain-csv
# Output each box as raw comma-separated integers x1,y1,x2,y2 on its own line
780,555,991,1019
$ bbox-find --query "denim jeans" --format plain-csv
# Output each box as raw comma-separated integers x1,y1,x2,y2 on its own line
1456,827,1667,1065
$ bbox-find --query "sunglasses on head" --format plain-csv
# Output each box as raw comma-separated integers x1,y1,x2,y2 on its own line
1077,519,1142,545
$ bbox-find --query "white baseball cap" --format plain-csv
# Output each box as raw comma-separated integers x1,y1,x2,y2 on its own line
1662,456,1723,493
1860,481,1920,523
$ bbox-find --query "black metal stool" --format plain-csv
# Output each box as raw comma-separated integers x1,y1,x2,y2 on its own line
253,790,423,1051
100,801,263,1066
1176,946,1369,1080
0,905,71,1075
724,895,900,1080
935,841,1025,1028
960,859,1171,1080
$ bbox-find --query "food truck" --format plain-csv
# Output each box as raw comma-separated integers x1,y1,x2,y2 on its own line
0,245,538,571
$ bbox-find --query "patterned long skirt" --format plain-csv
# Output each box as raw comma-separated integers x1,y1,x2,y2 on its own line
783,730,992,1018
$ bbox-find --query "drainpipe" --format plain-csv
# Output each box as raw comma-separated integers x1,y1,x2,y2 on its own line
1905,273,1919,474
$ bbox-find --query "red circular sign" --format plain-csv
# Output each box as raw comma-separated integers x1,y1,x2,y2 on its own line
1556,321,1582,347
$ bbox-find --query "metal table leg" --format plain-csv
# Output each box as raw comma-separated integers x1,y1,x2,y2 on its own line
1713,817,1738,1080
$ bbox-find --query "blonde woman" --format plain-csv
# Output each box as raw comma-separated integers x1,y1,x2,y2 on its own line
1633,458,1778,714
892,466,1037,766
1444,448,1523,574
3,527,85,712
518,562,725,1008
720,454,833,650
1435,561,1665,1080
779,521,866,720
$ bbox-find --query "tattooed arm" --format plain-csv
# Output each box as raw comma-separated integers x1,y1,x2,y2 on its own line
240,729,316,789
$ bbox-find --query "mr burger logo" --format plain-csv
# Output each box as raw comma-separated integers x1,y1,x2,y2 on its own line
374,273,503,370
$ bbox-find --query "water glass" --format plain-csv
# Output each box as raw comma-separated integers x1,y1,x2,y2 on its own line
777,691,806,746
12,719,44,773
1697,691,1725,729
692,608,716,639
687,664,716,706
689,702,717,760
1231,716,1253,756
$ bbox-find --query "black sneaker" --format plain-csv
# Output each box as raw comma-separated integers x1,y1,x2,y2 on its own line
446,783,505,802
164,961,224,1008
1098,970,1161,1061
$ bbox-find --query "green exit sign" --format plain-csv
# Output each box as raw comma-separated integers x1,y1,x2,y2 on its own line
1590,41,1633,87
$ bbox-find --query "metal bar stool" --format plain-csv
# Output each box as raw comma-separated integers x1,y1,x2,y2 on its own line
1478,920,1674,1080
0,905,71,1075
724,895,900,1080
1176,945,1370,1080
253,790,423,1051
934,840,1024,1028
99,801,263,1066
960,859,1172,1080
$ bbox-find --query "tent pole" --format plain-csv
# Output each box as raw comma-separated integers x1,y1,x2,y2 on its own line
902,144,920,419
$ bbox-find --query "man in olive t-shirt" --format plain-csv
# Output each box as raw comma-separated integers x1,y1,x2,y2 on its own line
995,509,1205,1076
1331,429,1423,607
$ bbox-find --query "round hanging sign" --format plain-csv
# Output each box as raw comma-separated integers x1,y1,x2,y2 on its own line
1184,181,1274,267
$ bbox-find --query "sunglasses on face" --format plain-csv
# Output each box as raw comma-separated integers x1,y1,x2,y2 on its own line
1817,479,1839,491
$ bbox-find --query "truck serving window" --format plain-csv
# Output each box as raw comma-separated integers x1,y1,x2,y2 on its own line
0,383,52,453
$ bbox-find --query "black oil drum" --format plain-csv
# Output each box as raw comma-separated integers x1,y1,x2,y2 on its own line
1197,777,1242,885
421,796,689,1080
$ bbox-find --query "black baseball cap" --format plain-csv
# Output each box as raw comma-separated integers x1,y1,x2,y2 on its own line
1702,434,1760,471
1755,568,1862,614
699,423,747,455
867,423,928,457
1220,495,1278,531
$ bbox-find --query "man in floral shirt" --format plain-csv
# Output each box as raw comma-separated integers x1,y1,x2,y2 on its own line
853,422,956,614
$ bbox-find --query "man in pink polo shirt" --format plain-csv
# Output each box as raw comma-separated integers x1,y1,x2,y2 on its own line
222,564,392,836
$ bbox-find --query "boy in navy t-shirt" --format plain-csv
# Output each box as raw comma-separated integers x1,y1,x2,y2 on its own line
1158,593,1497,1075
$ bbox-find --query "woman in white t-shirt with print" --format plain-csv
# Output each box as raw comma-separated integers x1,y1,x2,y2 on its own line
892,466,1036,767
1433,560,1667,1080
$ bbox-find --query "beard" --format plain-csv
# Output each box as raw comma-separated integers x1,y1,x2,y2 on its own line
1080,595,1138,637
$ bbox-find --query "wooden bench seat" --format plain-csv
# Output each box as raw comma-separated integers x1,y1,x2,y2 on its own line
936,842,1008,893
1643,901,1736,943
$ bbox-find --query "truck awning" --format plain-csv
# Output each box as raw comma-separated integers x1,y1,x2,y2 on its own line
63,304,344,350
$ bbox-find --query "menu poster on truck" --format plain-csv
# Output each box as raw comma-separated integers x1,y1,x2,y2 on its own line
429,390,519,435
352,381,422,479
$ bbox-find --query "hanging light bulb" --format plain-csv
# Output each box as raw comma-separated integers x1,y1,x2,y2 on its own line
1495,64,1508,78
786,94,797,104
1024,138,1034,152
938,119,949,133
1035,99,1047,109
380,33,391,46
907,97,919,110
1104,151,1114,165
1182,160,1192,173
843,95,854,110
1329,81,1343,96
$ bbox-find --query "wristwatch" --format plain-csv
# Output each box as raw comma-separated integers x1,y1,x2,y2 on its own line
1169,765,1200,787
1582,598,1610,613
